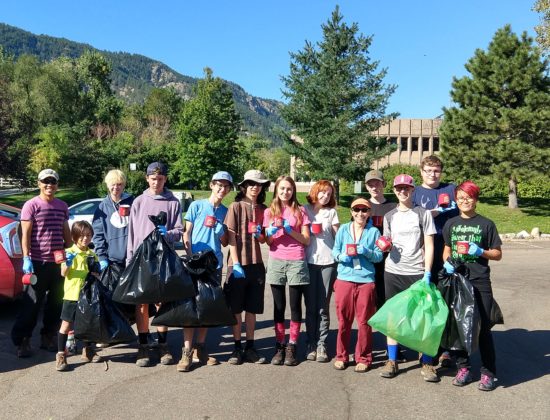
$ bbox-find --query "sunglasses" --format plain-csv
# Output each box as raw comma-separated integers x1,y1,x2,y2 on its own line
352,207,370,213
247,181,263,187
40,178,58,185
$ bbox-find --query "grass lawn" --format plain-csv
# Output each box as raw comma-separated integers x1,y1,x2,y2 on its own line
2,188,548,234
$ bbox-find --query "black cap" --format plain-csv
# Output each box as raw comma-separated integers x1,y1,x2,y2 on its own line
146,162,168,176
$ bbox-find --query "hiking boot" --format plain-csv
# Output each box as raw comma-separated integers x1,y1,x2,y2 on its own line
333,360,347,370
158,343,174,365
438,351,453,368
40,334,57,352
380,360,399,378
421,363,440,382
271,343,285,365
81,346,103,363
452,368,473,387
176,348,192,372
355,362,369,373
227,349,243,365
56,352,68,371
193,343,219,366
244,347,266,364
17,337,31,358
478,374,496,391
284,343,298,366
135,344,151,367
316,345,329,363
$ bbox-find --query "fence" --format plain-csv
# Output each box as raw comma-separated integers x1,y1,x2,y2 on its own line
0,178,22,189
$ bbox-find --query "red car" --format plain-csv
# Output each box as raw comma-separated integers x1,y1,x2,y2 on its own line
0,203,23,299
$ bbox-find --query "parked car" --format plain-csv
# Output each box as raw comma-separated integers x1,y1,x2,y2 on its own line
0,203,23,299
68,198,102,228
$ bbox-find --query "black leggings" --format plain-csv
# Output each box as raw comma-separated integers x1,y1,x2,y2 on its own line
271,284,306,323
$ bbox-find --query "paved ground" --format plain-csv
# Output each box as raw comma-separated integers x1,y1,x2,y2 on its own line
1,241,549,420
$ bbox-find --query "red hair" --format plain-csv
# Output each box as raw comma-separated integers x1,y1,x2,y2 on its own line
456,180,480,200
306,180,336,208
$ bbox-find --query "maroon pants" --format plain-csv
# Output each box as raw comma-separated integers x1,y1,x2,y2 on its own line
334,279,376,364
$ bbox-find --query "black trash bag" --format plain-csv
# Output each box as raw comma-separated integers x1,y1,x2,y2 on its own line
74,273,136,344
112,212,196,304
100,264,136,324
437,259,480,354
489,298,504,328
151,298,200,327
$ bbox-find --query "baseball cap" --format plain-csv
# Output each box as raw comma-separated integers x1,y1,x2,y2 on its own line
38,169,59,181
146,162,168,176
365,170,384,183
211,171,233,185
238,169,270,187
350,197,371,209
393,174,415,187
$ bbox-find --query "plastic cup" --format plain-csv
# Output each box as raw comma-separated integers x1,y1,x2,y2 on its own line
119,204,130,216
248,222,259,234
273,217,284,228
372,215,383,227
438,193,450,208
203,215,216,228
457,241,469,255
311,223,322,234
53,250,66,264
376,236,392,252
346,243,358,256
22,273,37,285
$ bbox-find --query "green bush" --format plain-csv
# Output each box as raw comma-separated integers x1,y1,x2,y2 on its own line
379,164,421,193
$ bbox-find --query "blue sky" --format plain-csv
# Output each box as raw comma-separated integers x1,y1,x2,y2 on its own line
1,0,541,118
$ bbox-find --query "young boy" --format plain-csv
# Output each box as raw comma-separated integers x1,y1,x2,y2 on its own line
179,171,233,372
126,162,184,367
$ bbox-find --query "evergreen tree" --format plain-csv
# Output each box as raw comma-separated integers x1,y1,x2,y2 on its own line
533,0,549,55
173,68,241,189
281,6,397,200
439,25,550,208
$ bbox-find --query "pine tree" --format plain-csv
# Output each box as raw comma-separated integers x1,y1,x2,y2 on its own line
439,25,550,208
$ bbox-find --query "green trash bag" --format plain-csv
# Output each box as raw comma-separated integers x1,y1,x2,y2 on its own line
368,280,449,357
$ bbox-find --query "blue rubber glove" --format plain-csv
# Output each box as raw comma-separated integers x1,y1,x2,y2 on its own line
213,221,224,236
339,254,353,264
443,260,455,274
422,271,431,285
356,245,372,258
468,242,484,257
232,263,245,279
252,224,262,239
158,225,167,236
22,256,33,274
65,252,76,267
265,224,279,237
283,219,292,234
99,260,109,272
436,201,457,213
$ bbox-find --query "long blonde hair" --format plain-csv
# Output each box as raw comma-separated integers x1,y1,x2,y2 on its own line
269,176,303,225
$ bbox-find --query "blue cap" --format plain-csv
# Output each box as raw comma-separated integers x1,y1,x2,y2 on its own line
211,171,233,185
146,162,168,176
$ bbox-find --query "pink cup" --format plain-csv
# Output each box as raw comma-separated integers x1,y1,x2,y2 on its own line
119,204,130,217
438,193,450,208
53,250,66,264
376,236,392,252
372,215,383,227
203,215,216,228
346,244,358,256
273,217,284,228
457,241,469,255
311,223,322,235
22,273,37,285
248,221,259,234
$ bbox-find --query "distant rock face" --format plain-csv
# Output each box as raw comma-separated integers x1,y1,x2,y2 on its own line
246,95,281,116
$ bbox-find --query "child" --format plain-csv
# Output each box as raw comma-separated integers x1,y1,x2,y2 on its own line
179,171,233,372
55,221,101,371
264,176,310,366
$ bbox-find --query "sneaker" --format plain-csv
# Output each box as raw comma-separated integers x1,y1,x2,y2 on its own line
333,360,347,370
81,346,103,363
452,368,473,387
284,343,298,366
355,362,369,373
176,348,192,372
316,345,329,363
159,343,175,365
478,374,496,391
439,351,453,368
380,360,399,378
421,363,440,382
17,337,31,358
244,347,266,364
135,344,151,367
227,349,243,365
193,343,219,366
40,334,57,352
56,352,68,371
271,343,285,366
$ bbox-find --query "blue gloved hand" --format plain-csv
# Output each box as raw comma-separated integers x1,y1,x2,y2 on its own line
158,225,167,236
65,252,76,267
22,256,33,274
252,224,262,239
356,245,372,257
283,219,292,234
339,254,353,264
265,224,279,237
468,242,484,257
443,260,455,274
422,271,432,285
213,221,224,236
436,201,457,213
99,259,109,272
232,263,245,279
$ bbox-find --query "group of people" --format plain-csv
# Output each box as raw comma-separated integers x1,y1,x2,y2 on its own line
11,155,502,391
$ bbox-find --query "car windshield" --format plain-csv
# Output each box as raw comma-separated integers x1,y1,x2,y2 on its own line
0,204,20,220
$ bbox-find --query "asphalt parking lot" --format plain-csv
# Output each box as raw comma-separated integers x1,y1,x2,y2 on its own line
0,240,549,420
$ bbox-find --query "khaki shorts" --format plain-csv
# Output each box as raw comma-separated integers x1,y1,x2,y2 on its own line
267,258,310,286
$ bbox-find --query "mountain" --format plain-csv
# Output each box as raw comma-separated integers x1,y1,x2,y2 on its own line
0,23,287,144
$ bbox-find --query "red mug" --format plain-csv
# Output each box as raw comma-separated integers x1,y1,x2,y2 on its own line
119,204,130,217
346,243,358,256
457,241,469,255
273,217,284,228
203,215,217,228
311,223,322,235
53,250,66,264
376,236,392,252
22,273,37,285
438,193,450,208
372,215,383,227
248,221,259,234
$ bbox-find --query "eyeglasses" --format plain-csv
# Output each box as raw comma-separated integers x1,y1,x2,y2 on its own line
213,181,231,189
456,196,474,203
352,207,371,213
422,169,442,175
40,178,58,185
